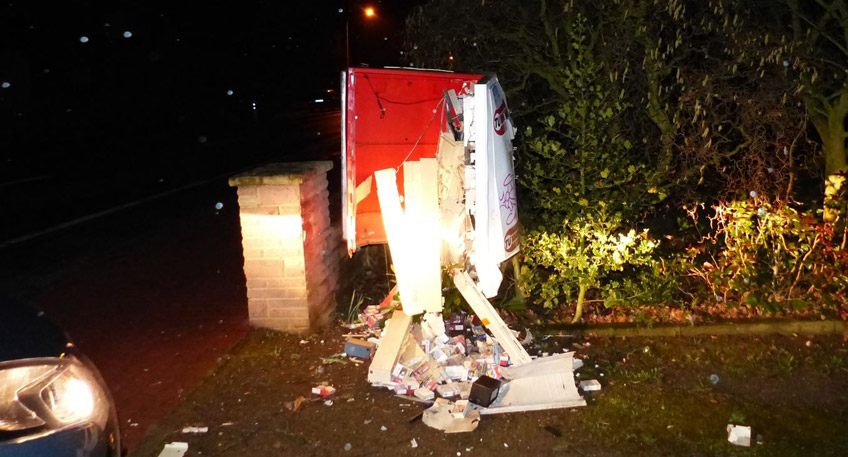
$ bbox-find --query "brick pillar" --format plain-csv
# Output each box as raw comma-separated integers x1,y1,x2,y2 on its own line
229,161,342,333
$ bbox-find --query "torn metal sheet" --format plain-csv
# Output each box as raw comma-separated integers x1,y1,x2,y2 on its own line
482,372,586,415
483,351,585,414
498,352,575,379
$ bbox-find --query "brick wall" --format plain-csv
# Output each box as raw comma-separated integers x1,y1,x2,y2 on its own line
229,162,344,333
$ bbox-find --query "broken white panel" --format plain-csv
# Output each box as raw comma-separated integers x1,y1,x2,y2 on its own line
452,270,532,366
368,310,413,384
481,371,586,414
375,168,422,314
471,75,520,297
436,132,468,266
157,442,188,457
499,352,575,380
403,159,442,313
375,166,439,315
481,351,585,414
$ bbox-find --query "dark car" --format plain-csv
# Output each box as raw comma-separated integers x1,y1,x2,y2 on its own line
0,300,121,457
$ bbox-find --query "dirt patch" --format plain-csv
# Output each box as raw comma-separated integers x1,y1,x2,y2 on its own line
129,326,848,457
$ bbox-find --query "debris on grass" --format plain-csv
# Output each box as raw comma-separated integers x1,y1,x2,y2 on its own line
727,424,752,447
181,426,208,434
422,398,481,433
336,283,586,433
579,380,602,392
345,338,376,359
311,383,336,397
320,357,348,365
156,442,188,457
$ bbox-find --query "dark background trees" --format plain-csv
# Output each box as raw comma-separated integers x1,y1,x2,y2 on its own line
404,0,848,321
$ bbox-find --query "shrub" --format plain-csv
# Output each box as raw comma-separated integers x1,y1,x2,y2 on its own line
680,198,848,312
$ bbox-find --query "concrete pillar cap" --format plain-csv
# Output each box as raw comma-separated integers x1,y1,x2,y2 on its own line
229,161,333,187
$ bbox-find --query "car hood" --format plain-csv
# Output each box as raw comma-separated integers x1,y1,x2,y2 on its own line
0,300,70,362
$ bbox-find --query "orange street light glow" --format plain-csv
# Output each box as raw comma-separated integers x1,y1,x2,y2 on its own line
364,7,375,17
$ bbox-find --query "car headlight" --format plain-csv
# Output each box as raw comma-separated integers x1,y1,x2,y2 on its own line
0,357,110,437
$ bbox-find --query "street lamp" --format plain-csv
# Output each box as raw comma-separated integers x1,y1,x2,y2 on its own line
345,5,377,69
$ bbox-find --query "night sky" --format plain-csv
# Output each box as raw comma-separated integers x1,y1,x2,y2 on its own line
0,0,421,185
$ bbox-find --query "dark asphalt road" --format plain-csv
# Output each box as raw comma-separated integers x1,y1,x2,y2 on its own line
0,109,342,450
1,110,342,243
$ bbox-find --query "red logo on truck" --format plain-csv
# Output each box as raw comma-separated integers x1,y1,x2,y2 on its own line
504,225,519,253
493,102,507,136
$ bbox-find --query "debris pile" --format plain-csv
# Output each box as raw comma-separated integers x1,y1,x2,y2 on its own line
341,301,587,433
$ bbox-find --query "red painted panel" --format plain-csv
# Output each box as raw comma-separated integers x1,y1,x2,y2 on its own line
345,68,482,251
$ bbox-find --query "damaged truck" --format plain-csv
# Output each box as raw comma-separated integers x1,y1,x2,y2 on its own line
340,67,585,430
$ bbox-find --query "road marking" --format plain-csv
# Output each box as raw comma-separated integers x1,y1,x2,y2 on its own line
0,172,231,249
0,175,50,188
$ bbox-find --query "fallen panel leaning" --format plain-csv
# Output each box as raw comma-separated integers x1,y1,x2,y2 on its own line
452,269,532,366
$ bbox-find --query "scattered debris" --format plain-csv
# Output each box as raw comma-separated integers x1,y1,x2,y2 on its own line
324,400,334,406
414,387,435,401
157,442,188,457
289,396,308,413
380,425,388,431
312,383,336,397
520,329,534,347
320,357,348,365
579,380,602,392
710,374,720,385
727,424,752,447
572,358,584,370
422,398,481,433
451,399,469,418
181,426,208,434
410,438,418,448
343,295,584,432
345,338,377,359
344,443,352,451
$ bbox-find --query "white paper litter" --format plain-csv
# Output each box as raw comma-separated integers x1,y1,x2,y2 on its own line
579,380,602,392
727,424,752,447
157,442,188,457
